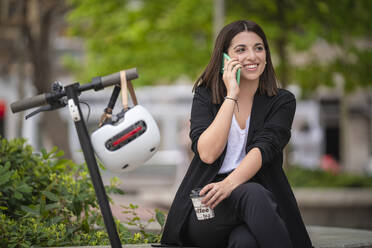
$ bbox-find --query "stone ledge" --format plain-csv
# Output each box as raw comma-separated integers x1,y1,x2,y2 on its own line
58,226,372,248
293,189,372,230
141,188,372,209
294,188,372,207
308,226,372,248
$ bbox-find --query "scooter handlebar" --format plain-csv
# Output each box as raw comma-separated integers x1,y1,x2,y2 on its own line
101,68,138,88
10,68,139,113
10,93,47,113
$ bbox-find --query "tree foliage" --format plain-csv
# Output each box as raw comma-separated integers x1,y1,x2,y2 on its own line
66,0,372,95
66,0,213,85
227,0,372,95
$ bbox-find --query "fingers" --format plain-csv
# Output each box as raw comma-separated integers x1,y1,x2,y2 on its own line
232,62,242,74
206,190,221,208
224,58,241,74
200,184,213,196
200,183,229,209
200,184,216,203
222,58,241,95
204,189,227,209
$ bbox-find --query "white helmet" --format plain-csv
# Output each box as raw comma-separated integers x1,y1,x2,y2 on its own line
91,105,160,173
91,70,160,173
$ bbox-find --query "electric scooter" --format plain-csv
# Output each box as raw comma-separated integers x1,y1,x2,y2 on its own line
11,68,145,248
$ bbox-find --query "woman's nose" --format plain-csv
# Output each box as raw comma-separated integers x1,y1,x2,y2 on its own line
240,49,256,61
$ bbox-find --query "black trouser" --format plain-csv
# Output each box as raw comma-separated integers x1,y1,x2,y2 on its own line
185,175,293,248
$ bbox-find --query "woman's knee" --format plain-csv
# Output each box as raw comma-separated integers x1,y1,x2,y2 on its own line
231,182,267,201
228,225,258,248
229,182,278,216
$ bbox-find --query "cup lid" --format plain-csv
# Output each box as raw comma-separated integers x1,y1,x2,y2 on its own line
190,188,202,197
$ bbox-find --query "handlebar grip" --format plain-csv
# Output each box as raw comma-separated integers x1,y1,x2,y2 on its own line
10,94,47,113
101,68,138,88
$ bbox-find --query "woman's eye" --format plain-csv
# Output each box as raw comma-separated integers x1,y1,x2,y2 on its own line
236,48,245,53
256,46,264,51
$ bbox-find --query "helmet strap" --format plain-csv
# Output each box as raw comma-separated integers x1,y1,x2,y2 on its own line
120,70,138,110
98,71,139,127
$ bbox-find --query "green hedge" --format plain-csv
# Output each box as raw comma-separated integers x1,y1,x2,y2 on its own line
0,137,162,247
286,165,372,188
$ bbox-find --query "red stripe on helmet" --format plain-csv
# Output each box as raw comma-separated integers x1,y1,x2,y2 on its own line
112,126,142,146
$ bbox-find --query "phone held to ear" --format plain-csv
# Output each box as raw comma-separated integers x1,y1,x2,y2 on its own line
221,53,241,85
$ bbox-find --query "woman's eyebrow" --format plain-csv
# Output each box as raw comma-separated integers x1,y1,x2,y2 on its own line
233,42,264,49
233,44,246,49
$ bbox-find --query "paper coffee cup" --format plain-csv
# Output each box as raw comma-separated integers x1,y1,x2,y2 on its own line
190,188,215,220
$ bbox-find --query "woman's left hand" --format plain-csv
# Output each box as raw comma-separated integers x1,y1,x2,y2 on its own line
200,179,236,209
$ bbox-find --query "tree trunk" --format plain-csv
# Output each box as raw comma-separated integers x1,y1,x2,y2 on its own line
23,0,72,158
275,0,290,88
277,36,289,88
213,0,225,40
275,0,290,168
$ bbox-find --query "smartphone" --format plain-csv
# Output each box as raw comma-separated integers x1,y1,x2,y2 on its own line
221,53,240,85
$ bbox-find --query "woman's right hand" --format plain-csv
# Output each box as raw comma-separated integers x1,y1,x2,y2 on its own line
222,57,242,98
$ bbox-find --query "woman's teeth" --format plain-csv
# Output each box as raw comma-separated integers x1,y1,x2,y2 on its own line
245,64,258,69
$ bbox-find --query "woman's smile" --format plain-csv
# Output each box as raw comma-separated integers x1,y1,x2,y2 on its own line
243,63,259,71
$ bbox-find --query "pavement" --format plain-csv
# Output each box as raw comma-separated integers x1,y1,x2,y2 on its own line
308,226,372,248
59,225,372,248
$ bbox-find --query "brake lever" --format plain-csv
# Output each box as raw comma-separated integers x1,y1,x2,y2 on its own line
25,100,67,119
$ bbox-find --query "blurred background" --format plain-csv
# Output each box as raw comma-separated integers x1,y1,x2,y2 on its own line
0,0,371,232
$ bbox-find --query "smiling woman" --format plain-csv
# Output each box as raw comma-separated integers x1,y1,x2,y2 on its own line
227,32,267,83
160,20,312,248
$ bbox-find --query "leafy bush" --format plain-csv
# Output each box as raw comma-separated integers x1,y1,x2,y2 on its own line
0,137,163,247
286,165,372,188
0,214,111,247
122,203,165,243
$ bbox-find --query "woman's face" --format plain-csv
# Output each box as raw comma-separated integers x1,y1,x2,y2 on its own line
227,31,266,83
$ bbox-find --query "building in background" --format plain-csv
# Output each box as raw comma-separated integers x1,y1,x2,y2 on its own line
290,100,324,169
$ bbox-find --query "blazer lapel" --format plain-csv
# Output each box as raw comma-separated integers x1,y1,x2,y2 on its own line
246,91,267,146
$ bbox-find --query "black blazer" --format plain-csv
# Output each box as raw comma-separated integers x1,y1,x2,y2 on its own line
161,86,312,248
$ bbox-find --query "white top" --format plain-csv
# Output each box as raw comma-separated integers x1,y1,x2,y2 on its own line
218,115,250,174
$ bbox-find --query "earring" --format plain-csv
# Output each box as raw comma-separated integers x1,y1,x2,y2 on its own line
265,61,267,65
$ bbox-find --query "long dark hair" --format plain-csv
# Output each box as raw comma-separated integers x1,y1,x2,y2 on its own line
193,20,278,104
